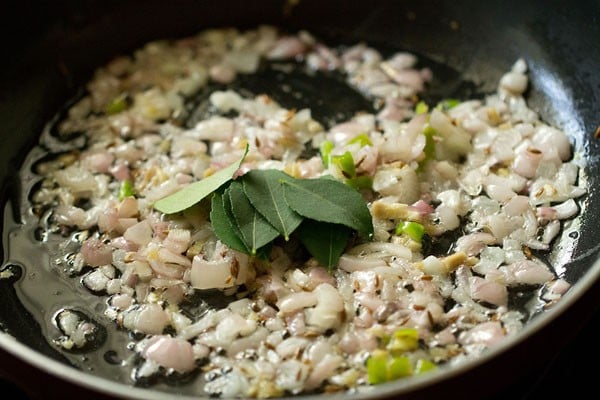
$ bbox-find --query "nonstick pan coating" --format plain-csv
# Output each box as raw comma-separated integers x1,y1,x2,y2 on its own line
0,1,599,399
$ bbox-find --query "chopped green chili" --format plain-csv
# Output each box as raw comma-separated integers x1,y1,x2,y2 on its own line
320,140,334,167
331,151,356,178
439,98,460,110
118,180,135,200
395,221,426,243
347,133,373,147
106,94,129,115
415,101,429,114
387,327,420,353
415,359,437,374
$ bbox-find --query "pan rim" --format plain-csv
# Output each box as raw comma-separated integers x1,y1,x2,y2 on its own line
1,5,599,396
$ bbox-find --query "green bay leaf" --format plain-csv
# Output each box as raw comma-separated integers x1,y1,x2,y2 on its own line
210,192,249,253
153,145,248,214
242,169,303,240
295,220,351,269
228,181,280,255
282,177,374,239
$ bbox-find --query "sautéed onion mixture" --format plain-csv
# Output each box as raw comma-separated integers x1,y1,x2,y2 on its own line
24,27,586,397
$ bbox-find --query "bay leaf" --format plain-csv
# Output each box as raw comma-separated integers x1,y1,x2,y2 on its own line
153,145,248,214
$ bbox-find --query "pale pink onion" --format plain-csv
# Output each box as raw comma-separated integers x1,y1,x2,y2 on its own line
486,184,516,203
531,126,571,161
339,332,360,354
267,36,307,60
500,260,554,286
306,267,336,289
328,121,368,145
503,195,531,216
142,336,195,372
512,147,543,178
118,218,138,232
459,321,505,347
81,151,114,173
304,354,343,390
355,292,384,312
123,303,169,334
163,229,191,254
123,220,153,246
81,237,113,267
285,311,307,337
469,276,508,307
111,293,133,310
305,283,344,330
215,314,256,343
227,326,269,356
110,236,138,251
149,259,184,279
158,248,192,268
380,63,424,91
277,291,318,314
455,233,497,256
410,199,434,216
338,255,386,272
82,269,109,292
109,162,130,182
192,117,234,141
190,255,235,290
117,197,138,218
276,337,310,360
433,327,456,346
547,279,571,296
551,199,579,220
209,63,237,84
97,208,120,233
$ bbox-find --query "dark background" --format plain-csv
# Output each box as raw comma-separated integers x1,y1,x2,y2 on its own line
1,0,599,399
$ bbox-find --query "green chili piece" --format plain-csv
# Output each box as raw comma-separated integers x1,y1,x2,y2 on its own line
367,352,417,385
347,133,373,147
118,180,135,200
320,140,334,167
387,356,413,380
366,351,389,385
439,98,460,110
331,151,356,178
422,124,436,160
415,359,437,374
106,94,129,115
395,221,425,242
387,327,419,353
415,101,429,114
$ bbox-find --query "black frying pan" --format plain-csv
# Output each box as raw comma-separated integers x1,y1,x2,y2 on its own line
1,0,599,399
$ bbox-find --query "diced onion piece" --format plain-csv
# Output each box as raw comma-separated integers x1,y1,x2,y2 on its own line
142,336,195,372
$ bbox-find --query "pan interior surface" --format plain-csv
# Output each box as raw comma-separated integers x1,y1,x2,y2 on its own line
0,1,599,399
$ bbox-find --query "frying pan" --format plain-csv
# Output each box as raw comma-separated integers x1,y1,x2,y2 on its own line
0,0,599,398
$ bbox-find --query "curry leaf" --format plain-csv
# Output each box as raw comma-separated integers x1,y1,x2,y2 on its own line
295,220,351,269
228,181,280,255
153,145,248,214
242,169,303,240
282,177,374,239
222,186,250,248
223,186,251,251
210,192,249,253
